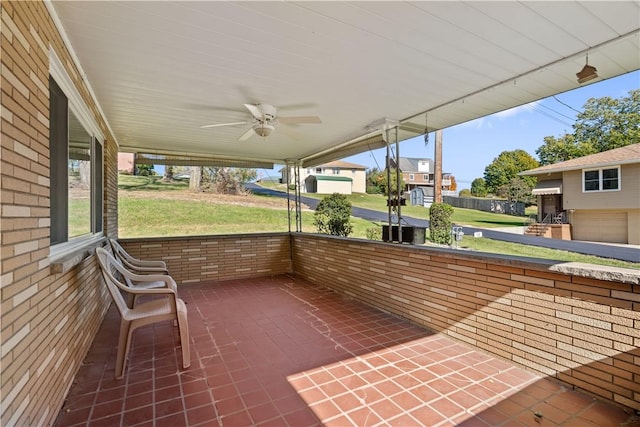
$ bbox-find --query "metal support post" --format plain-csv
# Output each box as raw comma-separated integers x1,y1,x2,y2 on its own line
285,159,302,233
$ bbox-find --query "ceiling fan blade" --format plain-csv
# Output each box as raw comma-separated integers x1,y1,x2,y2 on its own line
200,121,249,129
238,127,256,141
278,125,303,141
277,102,317,111
278,116,321,124
244,104,263,120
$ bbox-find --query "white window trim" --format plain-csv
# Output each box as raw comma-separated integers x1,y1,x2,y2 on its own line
49,48,104,262
582,166,621,193
49,49,104,142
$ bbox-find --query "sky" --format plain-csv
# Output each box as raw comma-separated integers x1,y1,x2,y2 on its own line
262,70,639,190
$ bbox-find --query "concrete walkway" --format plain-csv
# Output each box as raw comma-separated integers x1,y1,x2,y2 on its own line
247,185,640,264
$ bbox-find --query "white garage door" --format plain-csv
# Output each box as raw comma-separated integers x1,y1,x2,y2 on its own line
572,211,628,243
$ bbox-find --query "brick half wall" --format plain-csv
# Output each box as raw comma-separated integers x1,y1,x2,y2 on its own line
292,234,640,410
120,233,292,284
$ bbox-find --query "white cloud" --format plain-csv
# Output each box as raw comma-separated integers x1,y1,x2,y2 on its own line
494,100,540,119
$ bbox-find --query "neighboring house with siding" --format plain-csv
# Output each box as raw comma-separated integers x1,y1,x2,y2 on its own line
118,152,135,174
388,157,454,194
281,160,367,194
521,143,640,245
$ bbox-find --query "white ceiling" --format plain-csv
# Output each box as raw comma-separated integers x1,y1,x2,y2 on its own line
50,1,640,167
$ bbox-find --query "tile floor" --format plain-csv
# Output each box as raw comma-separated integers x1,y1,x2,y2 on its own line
54,275,639,427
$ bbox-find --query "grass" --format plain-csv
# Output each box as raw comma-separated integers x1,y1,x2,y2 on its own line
456,236,638,269
119,196,379,238
117,175,638,269
118,174,189,191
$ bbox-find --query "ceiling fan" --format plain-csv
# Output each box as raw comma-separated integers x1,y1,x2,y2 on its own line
200,103,321,141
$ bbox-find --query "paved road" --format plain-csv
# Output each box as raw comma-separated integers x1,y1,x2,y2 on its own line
247,184,640,263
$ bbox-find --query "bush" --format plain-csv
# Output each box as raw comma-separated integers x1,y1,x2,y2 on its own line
366,185,382,194
366,226,382,241
458,189,471,198
429,203,454,245
313,193,353,237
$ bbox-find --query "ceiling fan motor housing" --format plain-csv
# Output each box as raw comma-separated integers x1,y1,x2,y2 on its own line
257,103,277,121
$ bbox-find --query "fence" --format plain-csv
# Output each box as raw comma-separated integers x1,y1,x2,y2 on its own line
443,196,525,216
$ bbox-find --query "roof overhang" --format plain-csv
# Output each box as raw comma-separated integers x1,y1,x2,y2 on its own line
49,1,640,167
532,179,563,195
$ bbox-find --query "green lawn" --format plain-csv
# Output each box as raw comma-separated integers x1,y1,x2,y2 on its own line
117,176,638,269
455,236,638,269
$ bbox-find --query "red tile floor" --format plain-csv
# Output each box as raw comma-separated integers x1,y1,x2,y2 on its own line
54,275,639,427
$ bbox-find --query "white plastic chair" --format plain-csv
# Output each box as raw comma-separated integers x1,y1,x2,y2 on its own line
107,239,175,306
95,247,190,379
109,238,168,275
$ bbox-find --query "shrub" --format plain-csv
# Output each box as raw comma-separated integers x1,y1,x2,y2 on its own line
458,189,471,198
314,193,353,237
366,226,382,241
429,203,454,245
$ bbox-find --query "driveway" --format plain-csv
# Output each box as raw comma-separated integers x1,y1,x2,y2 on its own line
247,184,640,263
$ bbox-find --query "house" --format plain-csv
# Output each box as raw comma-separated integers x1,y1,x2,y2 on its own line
117,152,135,174
280,160,367,194
521,143,640,244
389,157,454,195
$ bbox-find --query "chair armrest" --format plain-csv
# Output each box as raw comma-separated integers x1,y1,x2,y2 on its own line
120,256,168,272
119,268,178,293
125,264,170,275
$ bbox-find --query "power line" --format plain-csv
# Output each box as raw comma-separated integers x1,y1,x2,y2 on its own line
552,95,582,114
524,103,573,127
535,103,575,122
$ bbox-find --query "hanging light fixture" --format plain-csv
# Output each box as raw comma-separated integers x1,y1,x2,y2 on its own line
576,53,598,84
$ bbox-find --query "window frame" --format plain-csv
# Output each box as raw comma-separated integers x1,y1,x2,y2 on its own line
582,166,621,193
49,50,105,261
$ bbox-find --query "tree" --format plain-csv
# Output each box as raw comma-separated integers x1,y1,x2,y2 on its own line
189,166,202,191
135,164,155,176
536,89,639,165
366,168,383,194
377,169,405,196
470,178,488,197
496,176,536,205
313,193,353,237
162,166,175,182
483,149,538,194
458,189,471,198
448,175,458,192
536,134,595,166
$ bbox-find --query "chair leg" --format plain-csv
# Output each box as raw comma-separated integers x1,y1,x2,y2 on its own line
177,312,191,369
115,320,132,379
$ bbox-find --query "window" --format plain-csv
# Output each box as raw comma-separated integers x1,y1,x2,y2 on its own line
351,169,356,175
423,174,428,181
332,168,340,175
316,167,322,174
409,174,415,181
49,51,104,257
583,167,620,192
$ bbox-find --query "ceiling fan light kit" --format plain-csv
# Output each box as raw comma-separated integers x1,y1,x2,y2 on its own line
253,123,274,137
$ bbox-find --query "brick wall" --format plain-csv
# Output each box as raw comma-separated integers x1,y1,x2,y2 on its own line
120,233,292,284
1,2,117,425
292,234,640,410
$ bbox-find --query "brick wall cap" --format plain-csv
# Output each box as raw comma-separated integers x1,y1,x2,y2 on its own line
293,233,640,285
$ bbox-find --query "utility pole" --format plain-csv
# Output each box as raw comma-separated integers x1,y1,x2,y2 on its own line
434,129,443,204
